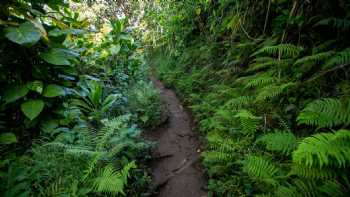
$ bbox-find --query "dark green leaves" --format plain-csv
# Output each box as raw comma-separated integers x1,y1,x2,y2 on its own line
21,99,45,120
40,48,78,66
27,81,44,94
43,84,65,97
0,133,18,144
5,22,41,46
3,85,29,104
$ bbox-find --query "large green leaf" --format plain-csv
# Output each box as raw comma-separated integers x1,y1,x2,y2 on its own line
5,21,41,45
40,48,77,65
26,80,43,94
43,84,65,97
0,133,18,144
3,85,29,104
21,99,45,120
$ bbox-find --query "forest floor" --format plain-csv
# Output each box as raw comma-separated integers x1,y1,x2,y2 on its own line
146,77,207,197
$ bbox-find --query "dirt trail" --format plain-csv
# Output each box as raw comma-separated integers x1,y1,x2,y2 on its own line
147,77,207,197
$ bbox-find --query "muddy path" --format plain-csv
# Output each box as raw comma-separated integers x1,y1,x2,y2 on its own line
146,77,207,197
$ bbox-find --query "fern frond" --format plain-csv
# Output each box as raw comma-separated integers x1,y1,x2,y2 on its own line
312,40,337,54
292,129,350,168
253,44,302,58
243,155,279,186
253,57,275,63
44,142,102,157
96,115,130,149
247,59,291,72
315,17,350,30
224,96,254,110
292,179,318,197
234,110,261,134
257,131,297,155
244,74,277,89
92,161,136,195
289,164,336,180
274,185,299,197
318,180,344,196
324,48,350,69
207,132,237,153
255,82,294,101
83,154,101,180
297,98,350,128
294,51,334,66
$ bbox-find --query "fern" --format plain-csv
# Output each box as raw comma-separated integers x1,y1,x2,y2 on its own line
292,179,318,197
243,155,280,186
255,82,294,101
247,59,291,72
289,164,336,180
294,51,334,66
207,132,237,153
274,185,299,197
234,109,261,134
44,142,102,157
92,162,136,195
315,17,350,30
317,180,344,196
95,116,129,149
297,98,350,128
224,96,253,110
253,44,302,58
324,48,350,69
244,74,277,89
204,132,247,163
257,131,297,155
292,129,350,168
312,40,337,54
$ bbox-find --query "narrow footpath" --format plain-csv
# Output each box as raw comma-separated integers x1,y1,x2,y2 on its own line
147,77,207,197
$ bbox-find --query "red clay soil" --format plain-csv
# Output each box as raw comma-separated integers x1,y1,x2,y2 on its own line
147,77,207,197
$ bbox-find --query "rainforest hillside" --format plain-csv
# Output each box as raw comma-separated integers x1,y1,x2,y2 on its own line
142,0,350,196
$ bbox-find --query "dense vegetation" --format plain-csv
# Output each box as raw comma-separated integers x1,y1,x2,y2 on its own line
2,0,350,196
141,0,350,196
0,0,163,196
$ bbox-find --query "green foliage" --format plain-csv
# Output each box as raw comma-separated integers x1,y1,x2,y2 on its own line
0,1,162,196
93,162,136,195
40,48,76,66
257,131,297,155
203,132,237,164
3,85,29,104
71,80,120,123
255,82,294,101
0,133,17,144
43,84,65,98
316,17,350,30
324,49,350,68
243,155,280,186
253,44,302,58
20,99,45,120
234,110,261,134
297,98,350,128
244,74,277,89
294,51,334,66
5,21,42,46
289,165,336,180
126,81,164,128
145,0,350,195
293,129,350,168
